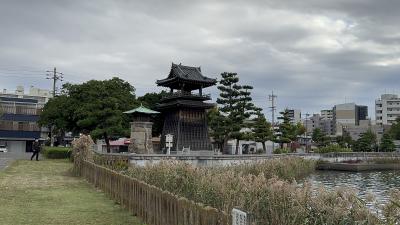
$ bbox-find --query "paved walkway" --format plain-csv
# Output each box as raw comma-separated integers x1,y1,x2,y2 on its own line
0,152,38,170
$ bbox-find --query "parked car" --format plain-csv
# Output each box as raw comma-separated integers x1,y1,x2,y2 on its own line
0,145,7,152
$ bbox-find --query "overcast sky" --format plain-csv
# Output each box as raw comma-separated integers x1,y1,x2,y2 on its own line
1,0,400,119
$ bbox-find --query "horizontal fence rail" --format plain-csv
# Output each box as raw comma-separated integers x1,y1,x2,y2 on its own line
79,160,229,225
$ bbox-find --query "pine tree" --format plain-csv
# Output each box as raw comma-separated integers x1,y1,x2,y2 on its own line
353,129,377,152
213,72,243,153
275,109,295,148
212,72,256,154
252,109,272,153
207,107,226,151
380,133,396,152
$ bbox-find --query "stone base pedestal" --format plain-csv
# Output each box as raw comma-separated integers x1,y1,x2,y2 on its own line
129,121,154,154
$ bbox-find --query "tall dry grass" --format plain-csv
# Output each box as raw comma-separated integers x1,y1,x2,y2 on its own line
115,157,400,225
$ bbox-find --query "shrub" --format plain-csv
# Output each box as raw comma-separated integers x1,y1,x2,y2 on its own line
42,146,72,159
273,147,290,154
315,144,352,153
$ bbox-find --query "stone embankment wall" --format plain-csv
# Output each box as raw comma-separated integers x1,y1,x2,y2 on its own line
94,152,400,167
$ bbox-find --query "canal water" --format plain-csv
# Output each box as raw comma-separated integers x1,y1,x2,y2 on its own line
306,170,400,208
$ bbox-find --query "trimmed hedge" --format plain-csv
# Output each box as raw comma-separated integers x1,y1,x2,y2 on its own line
42,146,72,159
273,147,291,154
314,144,352,153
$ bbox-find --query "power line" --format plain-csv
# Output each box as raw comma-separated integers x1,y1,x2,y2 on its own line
46,67,63,97
46,67,63,147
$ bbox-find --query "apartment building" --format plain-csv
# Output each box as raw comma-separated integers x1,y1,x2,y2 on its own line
376,94,400,125
303,113,334,136
0,86,51,153
321,109,333,120
287,109,301,124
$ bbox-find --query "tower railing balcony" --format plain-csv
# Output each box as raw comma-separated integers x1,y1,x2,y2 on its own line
162,91,211,101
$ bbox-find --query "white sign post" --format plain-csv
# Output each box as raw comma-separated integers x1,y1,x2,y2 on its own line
165,134,173,155
232,208,248,225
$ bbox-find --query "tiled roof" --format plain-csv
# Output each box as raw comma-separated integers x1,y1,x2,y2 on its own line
123,105,160,114
156,63,217,85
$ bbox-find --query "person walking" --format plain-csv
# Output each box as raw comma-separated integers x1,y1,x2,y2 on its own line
30,139,41,161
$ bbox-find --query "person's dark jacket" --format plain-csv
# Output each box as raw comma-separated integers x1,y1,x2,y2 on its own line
32,142,41,152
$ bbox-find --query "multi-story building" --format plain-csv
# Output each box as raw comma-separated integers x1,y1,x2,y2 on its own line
333,103,368,135
287,109,301,124
303,113,334,136
321,109,333,120
0,86,51,153
375,94,400,125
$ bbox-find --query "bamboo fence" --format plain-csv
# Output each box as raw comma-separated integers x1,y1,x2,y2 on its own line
79,160,230,225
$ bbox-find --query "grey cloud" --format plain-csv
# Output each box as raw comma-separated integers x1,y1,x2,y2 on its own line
0,0,399,119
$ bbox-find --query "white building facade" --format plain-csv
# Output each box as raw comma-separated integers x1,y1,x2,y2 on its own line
376,94,400,125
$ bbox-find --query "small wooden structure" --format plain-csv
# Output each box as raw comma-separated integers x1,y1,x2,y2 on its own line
123,105,159,154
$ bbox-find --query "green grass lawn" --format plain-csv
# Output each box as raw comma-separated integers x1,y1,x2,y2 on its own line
0,160,143,225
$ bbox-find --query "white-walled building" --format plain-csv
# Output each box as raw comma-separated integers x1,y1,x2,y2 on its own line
287,109,301,124
0,86,51,153
376,94,400,125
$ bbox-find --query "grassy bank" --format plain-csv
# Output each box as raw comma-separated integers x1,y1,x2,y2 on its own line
0,160,142,225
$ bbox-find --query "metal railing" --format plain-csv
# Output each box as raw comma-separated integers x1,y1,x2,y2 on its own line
162,91,211,100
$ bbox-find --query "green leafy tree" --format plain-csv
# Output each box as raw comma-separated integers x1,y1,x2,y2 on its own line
336,131,353,148
380,132,396,152
389,117,400,140
38,95,74,145
137,91,167,136
293,122,306,136
251,109,272,153
353,129,377,152
39,77,136,152
312,128,330,147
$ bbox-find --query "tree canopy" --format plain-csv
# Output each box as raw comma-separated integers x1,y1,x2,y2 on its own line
389,118,400,140
39,77,136,152
251,109,272,152
137,91,167,137
210,72,258,154
379,132,396,152
312,128,330,147
353,129,377,152
275,109,304,148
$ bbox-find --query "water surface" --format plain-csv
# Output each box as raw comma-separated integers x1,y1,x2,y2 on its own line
306,170,400,207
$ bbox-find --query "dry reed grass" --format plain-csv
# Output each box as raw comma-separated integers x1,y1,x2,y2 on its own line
112,157,400,225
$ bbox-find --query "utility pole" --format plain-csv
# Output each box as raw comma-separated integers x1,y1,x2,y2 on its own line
305,113,310,152
46,67,63,97
269,90,277,153
46,67,63,146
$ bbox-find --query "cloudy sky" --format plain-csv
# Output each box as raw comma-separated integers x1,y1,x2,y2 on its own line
1,0,400,119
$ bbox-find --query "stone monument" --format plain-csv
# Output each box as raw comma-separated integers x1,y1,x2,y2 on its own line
123,105,159,154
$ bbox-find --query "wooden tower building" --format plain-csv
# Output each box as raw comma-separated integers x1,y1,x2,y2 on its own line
156,63,216,152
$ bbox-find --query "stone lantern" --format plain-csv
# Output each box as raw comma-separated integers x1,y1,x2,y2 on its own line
123,105,159,154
